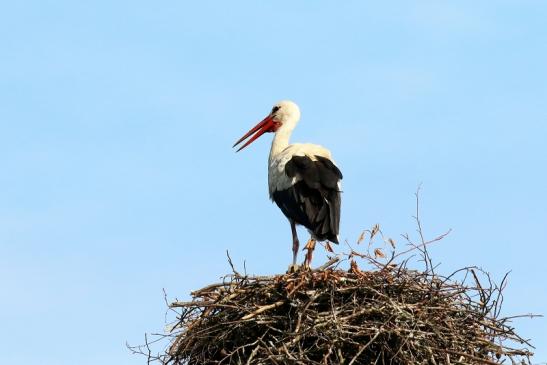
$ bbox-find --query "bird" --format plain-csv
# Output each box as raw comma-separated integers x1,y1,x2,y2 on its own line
233,100,342,271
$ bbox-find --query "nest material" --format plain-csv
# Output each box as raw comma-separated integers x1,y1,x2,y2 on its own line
164,259,533,365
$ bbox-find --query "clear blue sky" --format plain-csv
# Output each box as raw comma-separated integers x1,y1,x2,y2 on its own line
1,1,546,364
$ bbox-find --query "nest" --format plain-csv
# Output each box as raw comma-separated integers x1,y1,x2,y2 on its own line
153,254,533,365
130,212,536,364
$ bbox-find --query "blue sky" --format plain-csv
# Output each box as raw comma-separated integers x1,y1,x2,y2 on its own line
1,1,546,364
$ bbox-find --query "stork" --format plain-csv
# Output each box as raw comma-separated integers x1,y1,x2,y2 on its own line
233,100,342,270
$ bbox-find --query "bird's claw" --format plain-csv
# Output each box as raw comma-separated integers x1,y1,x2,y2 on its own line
287,263,300,273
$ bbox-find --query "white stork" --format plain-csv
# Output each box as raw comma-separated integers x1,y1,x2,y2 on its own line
233,100,342,270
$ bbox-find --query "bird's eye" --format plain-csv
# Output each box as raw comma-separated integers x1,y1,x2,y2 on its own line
271,106,280,114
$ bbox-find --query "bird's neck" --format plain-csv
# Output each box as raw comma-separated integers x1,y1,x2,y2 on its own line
269,128,292,161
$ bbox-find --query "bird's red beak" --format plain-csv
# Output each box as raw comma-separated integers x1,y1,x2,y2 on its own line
233,114,279,152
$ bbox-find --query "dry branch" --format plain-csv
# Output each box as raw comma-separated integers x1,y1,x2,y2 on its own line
133,253,535,365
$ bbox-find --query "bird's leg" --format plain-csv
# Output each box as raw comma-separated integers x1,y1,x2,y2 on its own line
303,238,316,269
287,220,300,273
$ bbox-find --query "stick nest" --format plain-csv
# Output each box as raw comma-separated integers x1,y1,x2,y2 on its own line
131,202,536,364
159,257,533,365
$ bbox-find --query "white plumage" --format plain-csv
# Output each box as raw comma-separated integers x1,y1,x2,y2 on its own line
234,100,343,270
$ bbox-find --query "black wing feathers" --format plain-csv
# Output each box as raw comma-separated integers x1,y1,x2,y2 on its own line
273,155,342,243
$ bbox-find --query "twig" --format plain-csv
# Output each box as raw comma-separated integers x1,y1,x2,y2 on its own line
241,300,285,320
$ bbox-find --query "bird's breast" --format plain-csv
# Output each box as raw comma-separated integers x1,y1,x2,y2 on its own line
268,155,294,199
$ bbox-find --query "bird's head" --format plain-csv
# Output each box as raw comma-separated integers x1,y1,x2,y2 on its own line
233,100,301,152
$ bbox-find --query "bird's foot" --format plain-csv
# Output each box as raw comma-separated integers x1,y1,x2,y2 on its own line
287,263,300,273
